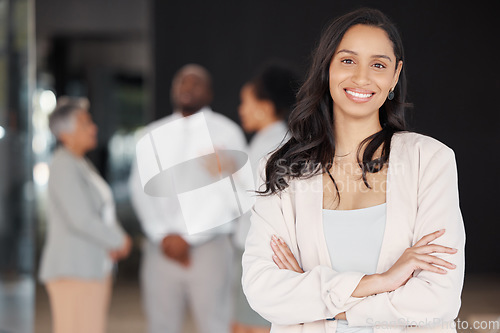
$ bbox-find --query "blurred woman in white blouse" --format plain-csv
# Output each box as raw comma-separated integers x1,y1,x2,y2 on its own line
233,63,299,333
39,97,131,333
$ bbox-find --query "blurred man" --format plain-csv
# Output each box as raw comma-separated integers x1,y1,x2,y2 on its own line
129,64,247,333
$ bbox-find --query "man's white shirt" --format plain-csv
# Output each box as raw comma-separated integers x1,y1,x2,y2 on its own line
129,107,247,246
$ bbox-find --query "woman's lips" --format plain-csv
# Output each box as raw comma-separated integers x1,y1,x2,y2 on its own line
344,88,375,103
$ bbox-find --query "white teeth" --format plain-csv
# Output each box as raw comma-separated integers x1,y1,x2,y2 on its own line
346,90,373,98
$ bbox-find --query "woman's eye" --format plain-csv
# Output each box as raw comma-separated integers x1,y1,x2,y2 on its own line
373,63,386,69
341,59,354,64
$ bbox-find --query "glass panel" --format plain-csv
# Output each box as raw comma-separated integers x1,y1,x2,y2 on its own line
0,0,35,331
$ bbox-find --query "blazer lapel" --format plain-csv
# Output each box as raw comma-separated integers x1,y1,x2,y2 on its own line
74,156,105,213
375,133,417,273
295,173,333,270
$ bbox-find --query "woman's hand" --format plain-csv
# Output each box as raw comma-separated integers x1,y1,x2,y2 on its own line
109,234,132,262
380,229,457,292
270,235,304,273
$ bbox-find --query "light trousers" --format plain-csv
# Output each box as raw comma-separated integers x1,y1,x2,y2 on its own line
140,234,234,333
45,275,112,333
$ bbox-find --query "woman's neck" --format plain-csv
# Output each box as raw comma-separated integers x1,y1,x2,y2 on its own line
63,143,86,157
258,117,281,132
333,113,382,159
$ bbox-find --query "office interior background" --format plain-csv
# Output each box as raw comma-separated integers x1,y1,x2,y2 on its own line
0,0,498,332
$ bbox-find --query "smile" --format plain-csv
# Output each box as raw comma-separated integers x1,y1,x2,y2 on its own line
344,89,375,103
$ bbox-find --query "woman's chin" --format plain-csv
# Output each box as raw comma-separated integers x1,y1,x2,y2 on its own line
87,140,98,152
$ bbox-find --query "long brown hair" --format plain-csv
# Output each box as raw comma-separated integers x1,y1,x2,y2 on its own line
259,8,409,196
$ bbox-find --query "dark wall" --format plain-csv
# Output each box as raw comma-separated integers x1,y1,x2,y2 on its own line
152,0,499,273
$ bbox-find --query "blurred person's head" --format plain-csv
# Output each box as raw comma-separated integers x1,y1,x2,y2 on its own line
238,63,299,133
48,97,97,156
171,64,213,117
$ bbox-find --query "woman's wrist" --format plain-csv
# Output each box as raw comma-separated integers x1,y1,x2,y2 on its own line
334,312,347,320
352,273,387,297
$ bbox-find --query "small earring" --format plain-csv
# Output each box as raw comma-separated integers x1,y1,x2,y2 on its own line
387,89,395,101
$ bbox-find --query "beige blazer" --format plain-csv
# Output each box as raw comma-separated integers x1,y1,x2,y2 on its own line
242,132,465,333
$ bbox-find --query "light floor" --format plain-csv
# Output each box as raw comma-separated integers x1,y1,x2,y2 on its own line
34,274,500,333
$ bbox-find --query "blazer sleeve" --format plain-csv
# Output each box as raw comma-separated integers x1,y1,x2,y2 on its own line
49,158,125,250
242,160,367,326
346,146,465,327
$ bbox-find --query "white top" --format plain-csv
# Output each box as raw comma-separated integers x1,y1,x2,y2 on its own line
233,121,289,249
129,107,247,245
322,203,387,333
247,121,288,173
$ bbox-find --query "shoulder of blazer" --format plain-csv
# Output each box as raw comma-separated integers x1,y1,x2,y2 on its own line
49,147,93,192
48,148,101,204
49,147,83,178
392,131,454,158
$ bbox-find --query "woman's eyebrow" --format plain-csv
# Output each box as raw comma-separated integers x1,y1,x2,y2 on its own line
372,54,392,62
337,49,357,56
337,49,393,62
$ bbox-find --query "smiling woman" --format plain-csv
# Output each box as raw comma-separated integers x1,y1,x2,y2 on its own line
330,25,402,117
242,8,465,333
258,9,409,196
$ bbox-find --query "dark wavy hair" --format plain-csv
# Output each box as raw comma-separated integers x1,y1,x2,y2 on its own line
260,8,409,196
249,62,300,119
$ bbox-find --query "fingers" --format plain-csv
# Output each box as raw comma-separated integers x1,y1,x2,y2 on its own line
272,252,286,269
414,244,458,255
271,235,304,273
413,229,446,247
416,254,457,270
179,254,191,267
275,236,303,273
109,251,119,261
416,261,449,275
270,236,294,270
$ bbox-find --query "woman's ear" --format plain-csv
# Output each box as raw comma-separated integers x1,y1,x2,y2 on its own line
261,99,275,116
392,60,403,89
259,99,279,123
58,131,71,146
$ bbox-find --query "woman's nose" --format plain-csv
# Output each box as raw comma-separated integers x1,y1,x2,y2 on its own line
351,66,370,86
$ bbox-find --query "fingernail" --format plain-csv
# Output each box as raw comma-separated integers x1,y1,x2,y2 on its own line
272,235,278,241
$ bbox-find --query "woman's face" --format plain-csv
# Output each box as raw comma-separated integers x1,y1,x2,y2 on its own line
329,24,402,122
238,84,266,133
66,110,98,153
